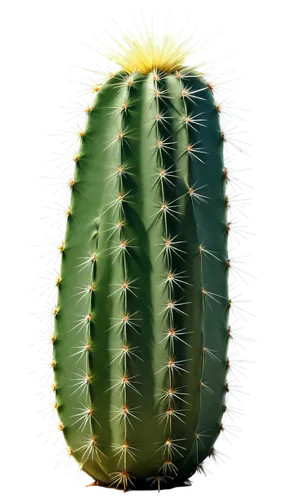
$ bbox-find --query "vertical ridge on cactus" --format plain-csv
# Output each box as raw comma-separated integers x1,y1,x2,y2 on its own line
49,24,244,492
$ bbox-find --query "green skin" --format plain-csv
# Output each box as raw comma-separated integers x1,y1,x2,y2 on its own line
53,68,230,490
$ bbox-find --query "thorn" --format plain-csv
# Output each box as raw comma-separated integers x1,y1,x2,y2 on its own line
221,131,226,142
223,166,228,180
207,82,214,94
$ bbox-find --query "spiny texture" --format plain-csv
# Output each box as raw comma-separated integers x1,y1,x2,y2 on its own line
53,68,230,491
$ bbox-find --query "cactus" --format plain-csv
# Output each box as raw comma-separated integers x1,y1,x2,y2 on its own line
51,28,239,492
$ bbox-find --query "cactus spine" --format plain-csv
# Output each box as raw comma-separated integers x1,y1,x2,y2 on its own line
51,32,235,491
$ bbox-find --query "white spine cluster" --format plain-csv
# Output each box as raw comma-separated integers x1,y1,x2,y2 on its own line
25,4,256,492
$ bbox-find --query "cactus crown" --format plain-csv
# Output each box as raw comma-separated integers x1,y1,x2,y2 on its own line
102,35,187,75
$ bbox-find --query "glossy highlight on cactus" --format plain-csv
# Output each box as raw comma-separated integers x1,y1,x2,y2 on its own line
52,27,235,491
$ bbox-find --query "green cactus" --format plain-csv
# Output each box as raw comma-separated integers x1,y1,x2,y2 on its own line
52,31,234,491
